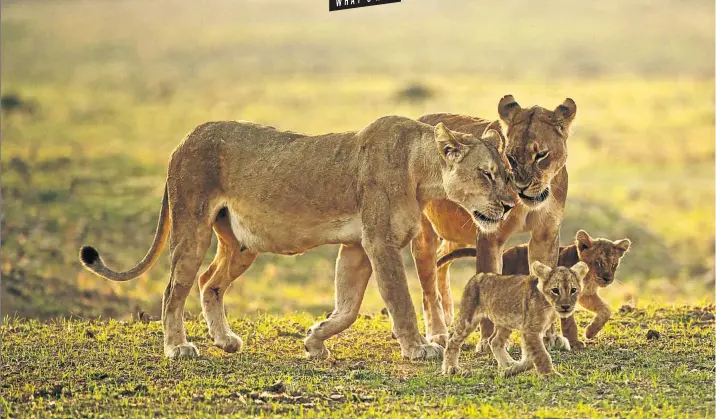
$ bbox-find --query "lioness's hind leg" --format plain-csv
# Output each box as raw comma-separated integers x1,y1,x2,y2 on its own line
411,216,448,348
163,213,213,359
305,243,372,359
199,211,258,353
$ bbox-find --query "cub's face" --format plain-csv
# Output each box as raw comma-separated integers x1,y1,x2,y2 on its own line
532,261,589,318
575,230,632,287
497,95,576,208
435,123,516,233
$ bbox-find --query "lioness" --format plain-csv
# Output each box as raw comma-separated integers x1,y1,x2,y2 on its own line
442,261,589,377
79,116,515,360
412,95,576,350
437,230,632,348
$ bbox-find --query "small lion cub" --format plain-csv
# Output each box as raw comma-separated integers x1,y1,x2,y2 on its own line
442,261,589,377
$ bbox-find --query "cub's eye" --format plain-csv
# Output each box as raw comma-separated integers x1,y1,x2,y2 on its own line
535,151,549,161
596,261,603,268
481,170,494,182
551,288,560,295
570,287,577,295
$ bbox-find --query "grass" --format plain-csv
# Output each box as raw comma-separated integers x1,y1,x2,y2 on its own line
1,1,714,319
2,305,714,418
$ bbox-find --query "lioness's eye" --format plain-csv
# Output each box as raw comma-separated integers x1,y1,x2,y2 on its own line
507,155,518,169
551,288,560,295
481,170,494,182
570,288,577,295
535,151,549,161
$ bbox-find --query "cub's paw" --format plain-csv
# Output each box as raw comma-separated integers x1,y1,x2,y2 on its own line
546,335,571,351
214,332,243,353
428,333,449,349
539,370,563,378
585,324,602,339
475,339,491,354
304,337,330,360
404,343,444,361
165,342,200,359
442,363,461,375
571,339,586,350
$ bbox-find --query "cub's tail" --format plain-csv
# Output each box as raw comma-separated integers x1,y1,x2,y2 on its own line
79,184,170,281
436,247,477,268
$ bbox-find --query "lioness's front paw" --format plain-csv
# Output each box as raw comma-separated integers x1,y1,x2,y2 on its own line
165,342,200,359
404,343,444,361
475,339,490,354
304,337,330,360
428,333,449,349
214,332,243,353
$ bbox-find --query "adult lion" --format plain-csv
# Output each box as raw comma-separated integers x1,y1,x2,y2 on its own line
79,116,515,360
412,95,577,350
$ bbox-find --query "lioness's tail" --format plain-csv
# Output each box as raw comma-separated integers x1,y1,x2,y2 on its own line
79,184,170,281
436,248,477,268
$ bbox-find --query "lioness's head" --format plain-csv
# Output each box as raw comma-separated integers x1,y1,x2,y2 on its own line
435,122,515,233
575,230,631,287
497,95,577,208
532,261,589,318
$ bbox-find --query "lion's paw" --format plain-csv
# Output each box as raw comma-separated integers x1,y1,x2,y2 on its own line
428,333,449,349
442,364,461,375
304,337,330,360
214,333,243,353
404,343,444,361
165,342,200,359
549,336,571,352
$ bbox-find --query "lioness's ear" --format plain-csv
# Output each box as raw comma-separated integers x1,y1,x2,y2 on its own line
575,230,593,252
531,261,552,281
435,123,467,162
614,238,631,254
553,98,577,136
498,94,521,124
481,128,504,154
571,261,589,284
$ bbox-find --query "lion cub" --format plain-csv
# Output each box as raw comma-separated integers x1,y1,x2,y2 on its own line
442,261,589,377
437,230,631,347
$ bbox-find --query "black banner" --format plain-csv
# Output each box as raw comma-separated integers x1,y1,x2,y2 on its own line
330,0,401,12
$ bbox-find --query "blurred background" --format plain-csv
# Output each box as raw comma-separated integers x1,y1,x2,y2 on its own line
1,0,714,320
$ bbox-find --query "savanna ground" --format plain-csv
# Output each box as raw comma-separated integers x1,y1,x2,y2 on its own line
1,0,715,417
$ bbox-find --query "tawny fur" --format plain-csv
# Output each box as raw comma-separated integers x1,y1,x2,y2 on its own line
78,116,514,360
442,261,589,377
436,230,632,348
412,95,577,351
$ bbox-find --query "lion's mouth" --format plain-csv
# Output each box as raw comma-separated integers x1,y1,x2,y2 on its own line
519,187,550,203
472,210,501,224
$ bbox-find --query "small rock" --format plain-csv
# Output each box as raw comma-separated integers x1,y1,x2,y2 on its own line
84,329,95,339
329,394,345,402
363,314,373,320
380,307,389,316
264,380,286,393
646,330,660,340
698,311,715,321
351,361,366,370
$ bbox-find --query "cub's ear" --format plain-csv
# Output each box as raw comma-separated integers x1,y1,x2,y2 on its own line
531,261,552,281
553,98,577,136
575,230,593,252
435,122,468,163
571,261,589,284
498,94,521,124
481,128,504,154
614,238,632,254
